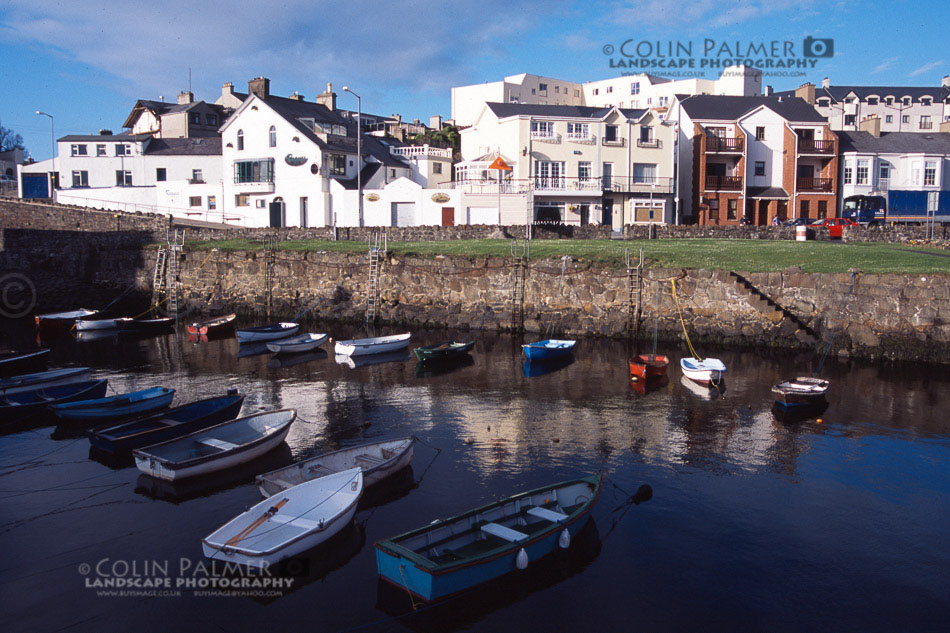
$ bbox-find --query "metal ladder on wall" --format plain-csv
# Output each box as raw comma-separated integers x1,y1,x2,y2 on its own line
262,236,278,319
510,239,529,331
151,245,168,310
366,232,387,324
166,229,184,318
625,248,644,338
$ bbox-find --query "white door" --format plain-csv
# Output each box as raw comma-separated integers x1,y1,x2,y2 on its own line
391,202,416,227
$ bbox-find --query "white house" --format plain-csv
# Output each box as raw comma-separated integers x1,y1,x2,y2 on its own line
837,127,950,211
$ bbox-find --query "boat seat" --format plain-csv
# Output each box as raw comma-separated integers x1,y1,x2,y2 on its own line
527,506,568,523
196,437,238,451
269,513,321,530
355,453,384,467
306,464,334,476
481,522,527,542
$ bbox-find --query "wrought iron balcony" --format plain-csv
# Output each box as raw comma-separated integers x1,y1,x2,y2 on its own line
706,137,743,152
705,175,742,190
798,139,835,154
797,177,834,192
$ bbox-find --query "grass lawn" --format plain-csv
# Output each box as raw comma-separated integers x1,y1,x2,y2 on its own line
187,238,950,274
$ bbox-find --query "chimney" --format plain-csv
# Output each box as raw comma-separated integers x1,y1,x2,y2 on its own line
859,115,881,137
248,76,270,99
177,91,194,105
763,85,773,96
412,118,420,125
289,92,304,101
821,77,830,89
942,76,950,88
429,114,443,129
316,82,336,111
794,82,815,105
221,82,234,98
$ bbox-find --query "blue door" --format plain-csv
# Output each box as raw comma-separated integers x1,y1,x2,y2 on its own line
21,174,49,199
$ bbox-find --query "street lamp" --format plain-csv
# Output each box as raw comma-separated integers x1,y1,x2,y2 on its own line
35,111,55,190
341,86,362,227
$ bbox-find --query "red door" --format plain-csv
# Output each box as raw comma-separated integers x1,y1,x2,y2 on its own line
441,207,455,226
829,219,842,239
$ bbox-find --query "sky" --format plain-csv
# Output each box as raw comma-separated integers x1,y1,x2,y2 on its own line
1,0,947,161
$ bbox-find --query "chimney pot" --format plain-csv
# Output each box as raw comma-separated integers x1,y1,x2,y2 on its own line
942,75,950,88
821,77,830,89
248,76,270,99
177,91,194,105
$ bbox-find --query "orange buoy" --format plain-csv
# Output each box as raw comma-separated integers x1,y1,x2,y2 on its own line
816,418,823,424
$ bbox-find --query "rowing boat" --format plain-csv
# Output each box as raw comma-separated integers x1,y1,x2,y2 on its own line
0,367,93,396
334,333,411,357
680,357,726,385
522,340,575,362
772,377,829,408
0,379,108,424
187,313,236,336
0,349,50,377
50,386,175,422
413,341,474,363
266,333,328,354
236,323,300,343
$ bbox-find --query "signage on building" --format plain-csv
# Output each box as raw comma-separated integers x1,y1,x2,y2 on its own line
285,154,308,166
366,193,380,202
310,163,320,174
431,192,451,203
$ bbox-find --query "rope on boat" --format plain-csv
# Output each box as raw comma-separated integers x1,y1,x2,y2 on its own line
398,564,420,611
671,279,703,362
410,434,442,488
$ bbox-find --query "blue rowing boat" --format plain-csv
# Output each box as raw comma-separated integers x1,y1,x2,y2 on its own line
0,379,109,425
88,392,245,455
375,474,602,603
50,386,175,422
522,339,575,362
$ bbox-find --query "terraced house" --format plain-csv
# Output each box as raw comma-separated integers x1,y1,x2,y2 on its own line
456,103,674,229
670,95,838,226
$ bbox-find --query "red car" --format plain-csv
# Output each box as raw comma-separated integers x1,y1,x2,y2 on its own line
810,217,857,239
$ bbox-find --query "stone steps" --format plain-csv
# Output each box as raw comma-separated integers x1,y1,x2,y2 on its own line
728,272,819,344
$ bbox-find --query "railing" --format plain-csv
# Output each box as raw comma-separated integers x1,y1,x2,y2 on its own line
878,178,889,191
566,133,596,144
602,137,625,147
187,178,206,184
797,177,834,192
51,190,250,226
919,121,933,130
636,138,662,148
706,137,743,152
447,176,673,194
534,176,602,192
390,144,452,158
530,131,560,142
798,139,835,153
705,175,742,190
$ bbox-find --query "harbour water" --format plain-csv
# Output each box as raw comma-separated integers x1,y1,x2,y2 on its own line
0,320,947,632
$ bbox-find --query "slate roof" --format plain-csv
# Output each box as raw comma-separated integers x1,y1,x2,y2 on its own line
774,85,950,102
59,133,152,142
677,95,825,123
257,94,360,154
837,131,950,155
122,100,227,128
486,102,647,120
143,137,222,156
337,163,383,190
746,186,789,198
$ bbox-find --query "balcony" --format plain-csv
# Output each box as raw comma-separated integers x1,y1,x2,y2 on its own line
798,139,835,154
602,136,625,147
566,132,596,144
391,144,452,159
605,176,673,194
705,175,742,191
706,137,743,153
530,131,561,143
636,138,662,149
187,178,206,184
919,121,933,130
534,176,603,193
797,177,834,192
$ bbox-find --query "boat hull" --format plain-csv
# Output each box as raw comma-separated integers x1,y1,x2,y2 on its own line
0,379,108,425
0,367,93,396
414,341,475,362
75,319,118,331
187,313,236,336
115,318,174,333
629,354,669,381
335,333,411,357
266,333,328,354
236,323,300,343
50,388,175,422
680,358,726,385
772,377,829,408
522,340,576,362
35,310,98,336
0,349,50,377
375,475,601,603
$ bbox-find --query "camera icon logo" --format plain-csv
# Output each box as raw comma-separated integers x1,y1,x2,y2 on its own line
803,36,834,58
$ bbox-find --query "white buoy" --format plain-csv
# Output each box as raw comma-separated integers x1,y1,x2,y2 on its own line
558,528,571,549
515,548,529,570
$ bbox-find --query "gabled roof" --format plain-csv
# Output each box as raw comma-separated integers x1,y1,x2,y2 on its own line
677,95,825,123
337,163,383,190
485,102,647,121
143,137,222,156
775,85,950,103
123,99,228,129
59,133,152,142
837,131,950,155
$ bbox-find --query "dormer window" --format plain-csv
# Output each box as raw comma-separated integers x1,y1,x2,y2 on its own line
843,97,855,104
190,113,200,125
921,97,932,106
902,96,911,105
866,97,879,105
885,96,894,105
817,98,830,107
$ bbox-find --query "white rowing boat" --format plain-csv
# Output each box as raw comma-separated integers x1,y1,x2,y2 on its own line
75,318,119,331
256,437,414,497
680,357,726,385
334,333,411,357
202,468,363,568
266,333,328,354
236,323,300,343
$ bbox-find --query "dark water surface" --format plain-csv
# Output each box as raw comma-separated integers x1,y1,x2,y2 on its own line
0,321,947,632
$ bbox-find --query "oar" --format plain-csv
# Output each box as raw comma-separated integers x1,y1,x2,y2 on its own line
225,498,289,546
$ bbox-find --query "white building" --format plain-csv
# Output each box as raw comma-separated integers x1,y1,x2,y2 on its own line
837,126,950,211
451,66,761,127
455,102,675,228
774,77,950,133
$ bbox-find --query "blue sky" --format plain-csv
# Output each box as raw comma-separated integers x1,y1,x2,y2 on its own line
1,0,947,160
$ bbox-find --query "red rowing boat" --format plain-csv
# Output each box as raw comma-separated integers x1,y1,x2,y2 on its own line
629,354,670,381
186,313,236,336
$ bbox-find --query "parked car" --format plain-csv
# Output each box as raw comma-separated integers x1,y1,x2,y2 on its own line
810,217,858,239
783,217,812,226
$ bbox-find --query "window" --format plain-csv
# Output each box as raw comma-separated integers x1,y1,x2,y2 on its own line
539,83,547,93
189,196,202,207
856,160,869,185
235,194,249,207
593,88,599,96
606,86,613,94
902,115,910,124
574,89,580,97
924,161,937,186
96,144,106,156
604,124,619,142
208,196,216,210
867,97,879,105
817,98,830,107
566,122,589,138
818,200,828,219
190,113,200,124
633,163,657,183
921,97,932,106
531,120,555,137
233,159,275,183
727,199,737,220
531,88,536,95
708,199,719,220
555,86,560,94
191,169,204,183
879,164,889,182
844,97,854,104
885,115,893,123
631,82,640,95
207,114,218,126
71,144,87,156
843,163,852,185
327,154,346,176
433,162,443,174
885,97,894,105
920,115,932,129
754,161,766,176
156,168,166,182
237,129,244,151
115,144,130,156
902,96,911,105
299,197,308,227
911,161,922,185
755,127,765,141
390,168,397,178
658,96,668,107
578,162,591,180
115,170,132,186
269,126,277,147
640,126,654,143
800,200,810,218
71,171,88,187
844,114,856,126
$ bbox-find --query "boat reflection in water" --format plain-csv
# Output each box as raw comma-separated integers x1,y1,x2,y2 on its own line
679,374,726,400
376,518,602,630
414,354,475,379
771,400,829,424
266,349,327,369
134,444,294,503
522,355,574,378
630,374,669,396
334,350,412,369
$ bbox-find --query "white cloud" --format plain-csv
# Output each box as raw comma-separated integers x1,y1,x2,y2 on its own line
909,60,944,77
611,0,818,31
871,57,898,75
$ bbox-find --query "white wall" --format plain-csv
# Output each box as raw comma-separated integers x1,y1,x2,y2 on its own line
739,108,787,188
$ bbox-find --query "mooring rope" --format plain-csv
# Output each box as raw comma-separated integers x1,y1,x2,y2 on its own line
671,279,703,362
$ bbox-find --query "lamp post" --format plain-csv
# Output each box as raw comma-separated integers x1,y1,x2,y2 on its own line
342,86,362,227
35,111,55,190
